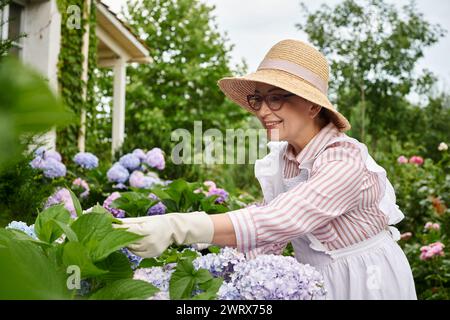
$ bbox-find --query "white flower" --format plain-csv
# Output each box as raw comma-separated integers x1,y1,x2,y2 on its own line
438,142,448,151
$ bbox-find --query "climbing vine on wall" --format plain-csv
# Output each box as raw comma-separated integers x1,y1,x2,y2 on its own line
56,0,97,159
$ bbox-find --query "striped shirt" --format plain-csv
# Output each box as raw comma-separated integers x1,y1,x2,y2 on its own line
228,122,389,255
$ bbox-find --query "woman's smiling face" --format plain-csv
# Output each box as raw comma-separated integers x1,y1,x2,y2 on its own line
252,82,322,143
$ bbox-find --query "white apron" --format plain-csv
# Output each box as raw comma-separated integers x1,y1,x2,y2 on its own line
254,135,417,300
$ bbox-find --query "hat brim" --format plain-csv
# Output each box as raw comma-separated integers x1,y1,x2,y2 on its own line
217,69,351,132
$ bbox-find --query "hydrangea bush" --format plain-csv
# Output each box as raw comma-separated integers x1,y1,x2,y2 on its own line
1,190,327,300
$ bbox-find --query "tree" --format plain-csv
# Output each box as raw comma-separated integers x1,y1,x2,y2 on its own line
296,0,446,151
118,0,249,177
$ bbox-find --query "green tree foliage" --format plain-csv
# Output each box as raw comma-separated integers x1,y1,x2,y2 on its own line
296,0,447,151
119,0,250,179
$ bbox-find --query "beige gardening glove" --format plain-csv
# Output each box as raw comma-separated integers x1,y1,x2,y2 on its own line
113,211,215,258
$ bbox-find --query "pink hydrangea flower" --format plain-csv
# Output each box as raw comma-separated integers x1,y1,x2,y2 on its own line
424,222,440,231
397,156,408,164
409,156,424,165
204,181,217,190
72,178,90,198
420,242,445,260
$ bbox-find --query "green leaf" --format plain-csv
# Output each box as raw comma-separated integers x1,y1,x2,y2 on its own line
193,278,224,300
138,257,164,268
0,238,70,299
89,204,111,215
62,242,108,278
89,279,159,300
71,212,113,244
34,204,71,243
111,192,156,217
90,229,143,262
51,219,78,242
95,251,133,283
68,188,82,217
169,258,197,299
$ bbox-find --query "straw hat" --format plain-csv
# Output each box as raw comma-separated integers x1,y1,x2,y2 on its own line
217,39,351,132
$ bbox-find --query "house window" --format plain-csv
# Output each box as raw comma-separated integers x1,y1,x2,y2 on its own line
1,1,24,58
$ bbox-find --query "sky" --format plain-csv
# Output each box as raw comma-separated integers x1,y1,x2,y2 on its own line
103,0,450,96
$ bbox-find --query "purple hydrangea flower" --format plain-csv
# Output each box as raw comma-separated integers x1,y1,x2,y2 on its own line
42,158,67,178
147,202,166,215
133,266,175,300
207,188,229,204
225,254,327,300
45,150,62,162
107,163,129,184
148,193,159,200
45,188,76,218
217,282,242,300
113,183,128,190
193,247,246,280
34,146,46,157
74,152,99,170
145,148,165,170
30,156,46,169
6,221,37,239
103,192,126,218
119,153,141,171
129,171,159,189
132,148,147,162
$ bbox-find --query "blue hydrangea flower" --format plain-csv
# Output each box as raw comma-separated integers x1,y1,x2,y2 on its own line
107,163,129,183
42,158,66,178
134,266,175,299
120,248,142,269
78,280,91,296
6,221,37,239
74,152,99,169
119,153,141,171
132,148,147,162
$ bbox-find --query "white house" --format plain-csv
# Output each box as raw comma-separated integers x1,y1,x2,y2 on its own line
0,0,151,154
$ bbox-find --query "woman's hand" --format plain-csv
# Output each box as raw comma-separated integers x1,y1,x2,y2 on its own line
113,211,215,258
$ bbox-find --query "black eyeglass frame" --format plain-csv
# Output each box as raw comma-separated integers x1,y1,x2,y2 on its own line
246,93,296,111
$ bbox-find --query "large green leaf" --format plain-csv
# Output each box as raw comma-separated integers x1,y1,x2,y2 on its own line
62,242,108,278
51,219,78,242
0,238,70,299
90,229,143,262
111,192,156,217
68,188,82,217
34,204,71,243
0,57,72,171
89,279,159,300
70,212,113,244
95,251,133,283
169,258,197,300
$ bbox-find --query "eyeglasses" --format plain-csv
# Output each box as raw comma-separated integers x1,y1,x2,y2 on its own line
246,93,296,111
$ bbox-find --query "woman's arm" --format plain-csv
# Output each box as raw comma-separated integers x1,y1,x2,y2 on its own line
210,213,237,247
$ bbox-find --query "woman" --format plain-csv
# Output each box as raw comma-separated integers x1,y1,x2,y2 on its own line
116,39,417,299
